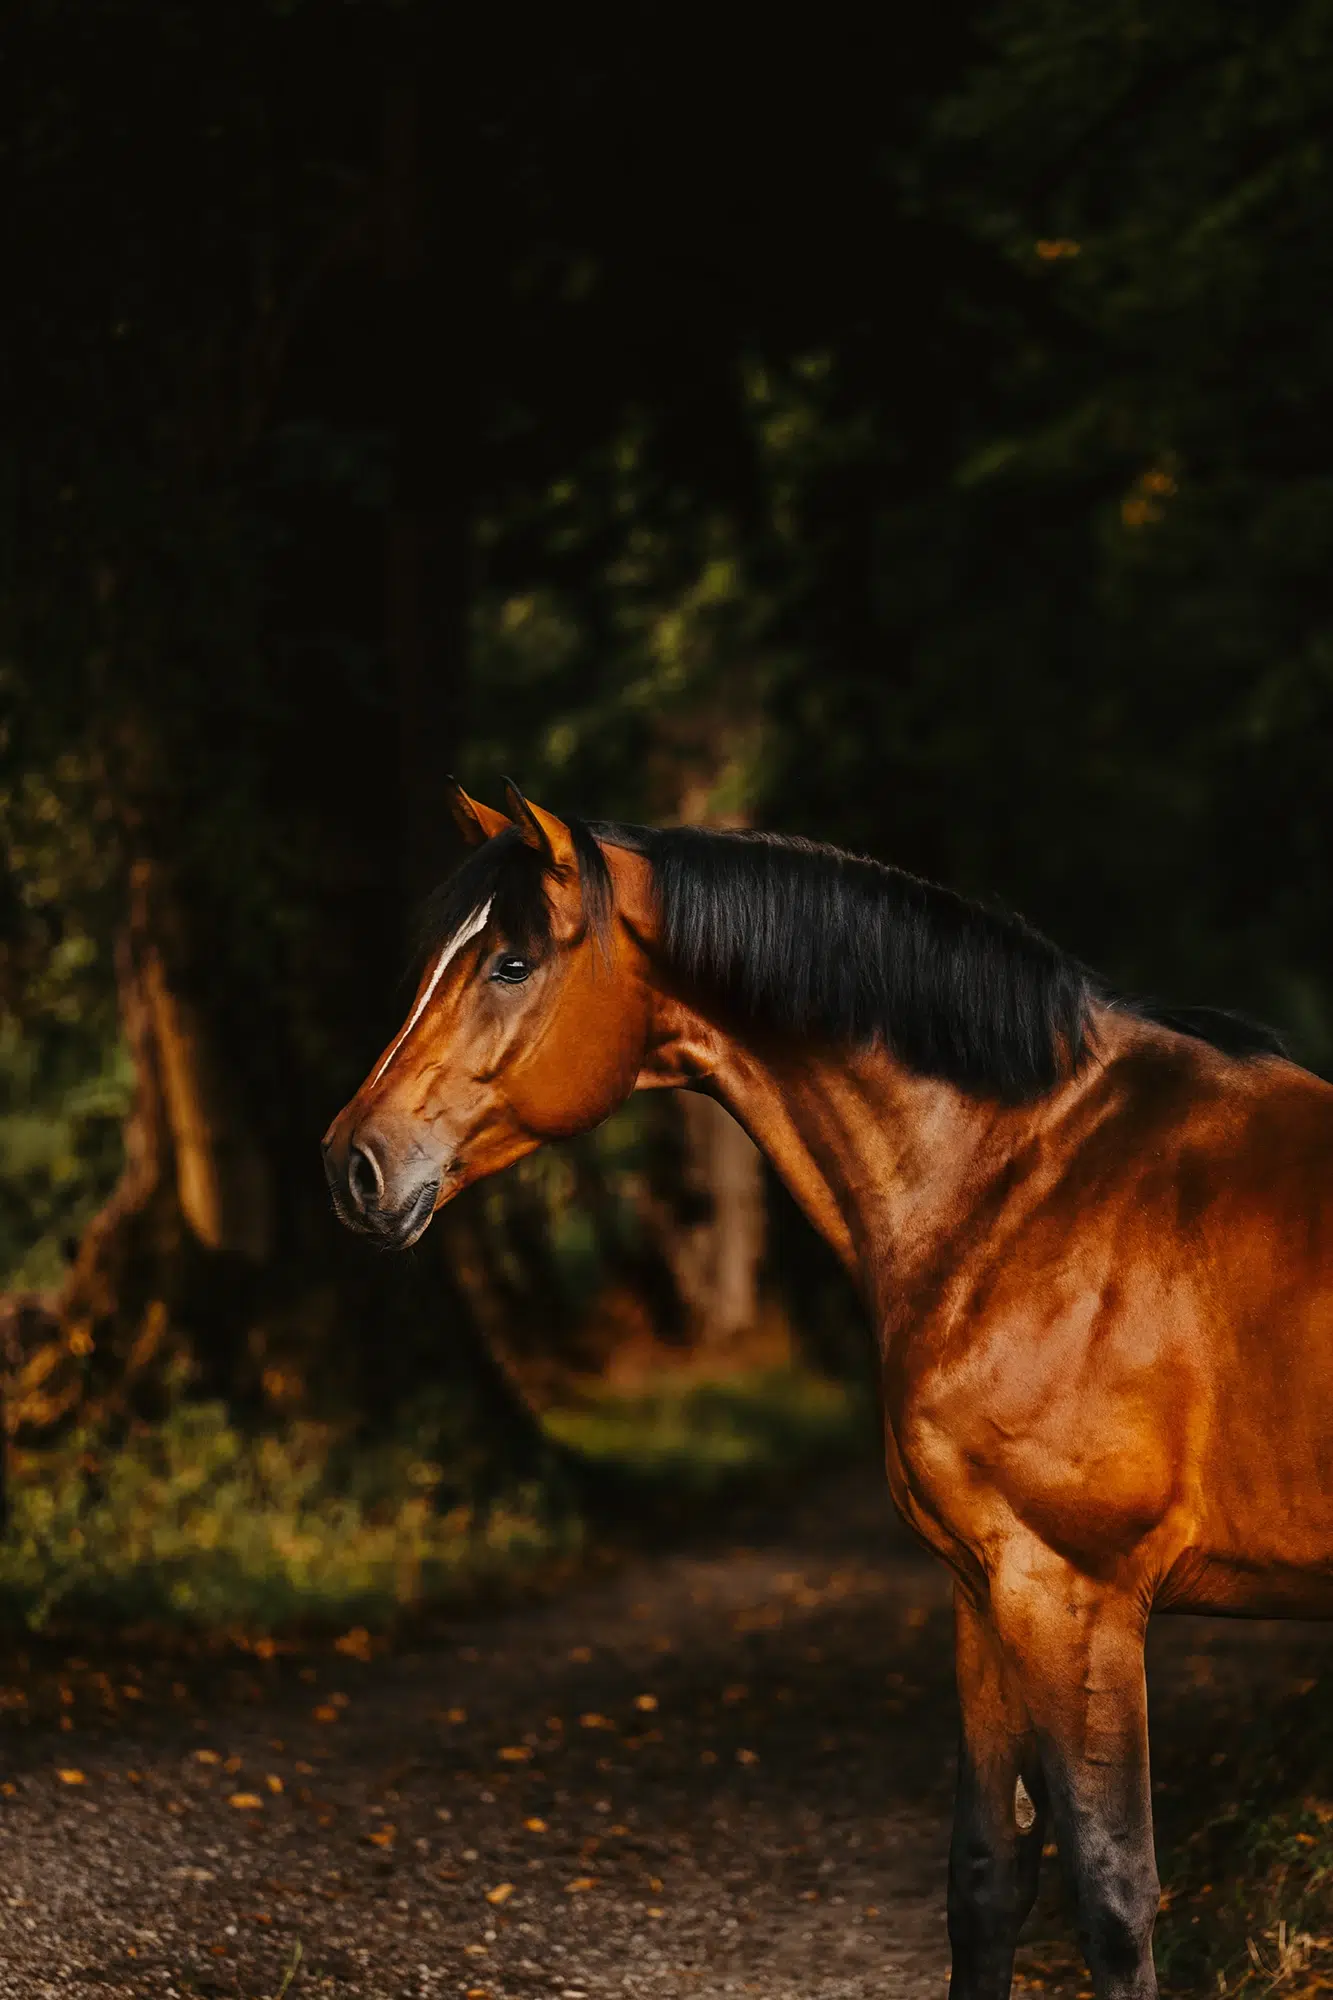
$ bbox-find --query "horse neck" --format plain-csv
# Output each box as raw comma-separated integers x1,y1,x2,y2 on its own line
697,1030,1039,1307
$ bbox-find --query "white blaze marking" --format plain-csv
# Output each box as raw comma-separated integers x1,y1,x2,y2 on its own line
368,899,493,1088
1014,1775,1036,1831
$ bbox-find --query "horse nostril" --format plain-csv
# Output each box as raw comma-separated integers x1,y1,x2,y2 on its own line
346,1142,384,1214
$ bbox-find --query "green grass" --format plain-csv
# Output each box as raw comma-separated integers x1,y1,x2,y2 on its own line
0,1365,866,1633
0,1403,572,1631
543,1364,869,1488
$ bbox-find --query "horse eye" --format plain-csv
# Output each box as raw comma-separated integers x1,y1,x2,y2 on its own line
491,955,531,985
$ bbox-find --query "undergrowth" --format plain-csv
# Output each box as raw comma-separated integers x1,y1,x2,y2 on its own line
0,1366,864,1632
1151,1672,1333,1996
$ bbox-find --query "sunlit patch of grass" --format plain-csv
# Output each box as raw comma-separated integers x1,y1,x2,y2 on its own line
0,1366,867,1633
542,1365,869,1489
0,1403,577,1631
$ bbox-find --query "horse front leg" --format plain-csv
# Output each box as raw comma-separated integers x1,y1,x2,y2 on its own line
948,1586,1047,2000
991,1551,1160,2000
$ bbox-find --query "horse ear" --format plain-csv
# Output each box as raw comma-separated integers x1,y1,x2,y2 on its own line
501,778,576,874
446,776,511,846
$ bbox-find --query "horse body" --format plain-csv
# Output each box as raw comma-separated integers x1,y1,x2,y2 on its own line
693,1002,1333,1615
324,786,1333,1997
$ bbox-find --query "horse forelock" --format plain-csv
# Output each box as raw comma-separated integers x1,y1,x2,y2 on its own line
414,817,614,978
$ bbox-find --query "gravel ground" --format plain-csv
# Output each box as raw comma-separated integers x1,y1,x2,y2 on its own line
3,1469,1331,1999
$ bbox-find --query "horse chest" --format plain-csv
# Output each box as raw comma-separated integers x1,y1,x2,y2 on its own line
878,1286,1186,1582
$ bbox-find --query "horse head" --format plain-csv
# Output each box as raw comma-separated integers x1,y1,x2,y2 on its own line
322,782,662,1247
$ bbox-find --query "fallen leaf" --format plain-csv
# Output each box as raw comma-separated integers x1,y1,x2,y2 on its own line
223,1755,243,1774
498,1745,532,1762
56,1769,85,1786
335,1627,373,1661
565,1876,598,1893
265,1774,284,1794
194,1750,221,1766
312,1705,339,1724
580,1713,613,1731
447,1707,467,1724
736,1748,759,1765
486,1882,515,1905
367,1825,396,1848
464,1942,489,1956
525,1817,548,1832
634,1693,658,1712
229,1792,264,1810
647,1907,665,1919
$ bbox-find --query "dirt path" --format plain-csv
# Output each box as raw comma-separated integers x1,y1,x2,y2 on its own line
3,1470,1332,2000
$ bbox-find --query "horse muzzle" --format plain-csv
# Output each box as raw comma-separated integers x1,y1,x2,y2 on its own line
322,1118,443,1249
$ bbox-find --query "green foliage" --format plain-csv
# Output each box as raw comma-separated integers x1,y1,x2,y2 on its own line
0,1368,861,1631
544,1367,867,1490
0,1402,572,1631
0,756,130,1288
914,0,1333,1047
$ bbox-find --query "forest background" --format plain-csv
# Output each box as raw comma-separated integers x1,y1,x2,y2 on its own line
3,0,1333,1626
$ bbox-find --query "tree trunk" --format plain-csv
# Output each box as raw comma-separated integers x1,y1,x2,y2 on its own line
6,852,272,1438
647,779,768,1356
666,1091,767,1349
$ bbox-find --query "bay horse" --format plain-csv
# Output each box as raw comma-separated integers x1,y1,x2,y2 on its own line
324,780,1332,1999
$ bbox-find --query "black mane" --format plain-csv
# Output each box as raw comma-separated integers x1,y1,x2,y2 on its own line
418,819,1287,1103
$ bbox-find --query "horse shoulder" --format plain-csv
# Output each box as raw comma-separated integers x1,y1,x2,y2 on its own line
887,1040,1333,1582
